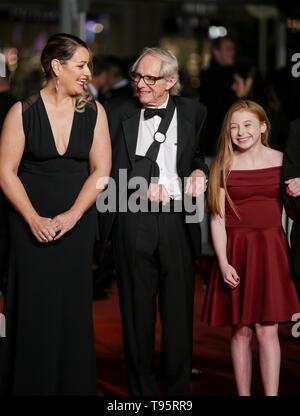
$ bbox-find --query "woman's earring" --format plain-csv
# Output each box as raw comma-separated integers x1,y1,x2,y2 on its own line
55,77,60,93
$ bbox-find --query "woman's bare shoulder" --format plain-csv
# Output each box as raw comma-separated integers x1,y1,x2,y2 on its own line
265,147,283,165
6,101,22,117
2,101,23,130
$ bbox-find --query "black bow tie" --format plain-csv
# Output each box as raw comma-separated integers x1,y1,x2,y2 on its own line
144,108,167,120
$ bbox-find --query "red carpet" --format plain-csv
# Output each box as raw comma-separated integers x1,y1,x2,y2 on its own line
93,262,300,396
1,261,299,396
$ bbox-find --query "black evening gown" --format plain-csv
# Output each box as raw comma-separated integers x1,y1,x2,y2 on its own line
0,93,98,396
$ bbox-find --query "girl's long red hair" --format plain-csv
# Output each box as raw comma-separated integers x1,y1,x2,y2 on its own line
208,100,271,217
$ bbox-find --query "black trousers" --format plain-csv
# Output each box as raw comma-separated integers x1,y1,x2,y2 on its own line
113,210,195,396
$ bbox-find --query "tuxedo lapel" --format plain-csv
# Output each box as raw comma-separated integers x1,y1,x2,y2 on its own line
175,97,193,168
121,97,193,169
122,102,141,167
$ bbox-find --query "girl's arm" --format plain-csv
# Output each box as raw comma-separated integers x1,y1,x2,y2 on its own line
211,188,240,288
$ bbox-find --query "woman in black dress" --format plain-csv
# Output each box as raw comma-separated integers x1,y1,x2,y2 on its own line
0,33,111,395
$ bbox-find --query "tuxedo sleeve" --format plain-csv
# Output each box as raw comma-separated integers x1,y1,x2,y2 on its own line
191,104,209,177
281,119,300,219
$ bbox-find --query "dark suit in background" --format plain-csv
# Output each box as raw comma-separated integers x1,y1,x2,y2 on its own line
282,118,300,296
98,95,208,395
106,80,134,101
199,60,235,156
0,91,17,293
0,92,17,129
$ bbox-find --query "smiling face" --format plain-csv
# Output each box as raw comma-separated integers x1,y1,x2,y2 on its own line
134,54,176,106
230,110,266,151
51,46,91,95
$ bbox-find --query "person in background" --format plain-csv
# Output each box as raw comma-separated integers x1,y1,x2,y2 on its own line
105,56,134,101
89,57,119,299
269,64,300,123
232,63,288,151
202,100,299,396
88,56,110,105
282,118,300,298
0,65,17,128
0,65,17,294
199,36,236,157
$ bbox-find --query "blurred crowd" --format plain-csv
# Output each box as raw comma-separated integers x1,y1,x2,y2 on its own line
3,35,300,155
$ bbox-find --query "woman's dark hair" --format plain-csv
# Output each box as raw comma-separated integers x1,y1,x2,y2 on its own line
233,62,281,113
41,33,92,111
41,33,89,79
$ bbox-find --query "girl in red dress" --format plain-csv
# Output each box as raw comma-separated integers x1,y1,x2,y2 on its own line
202,100,300,396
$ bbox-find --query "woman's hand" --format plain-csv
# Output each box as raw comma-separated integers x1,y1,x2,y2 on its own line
285,178,300,197
28,215,57,243
50,209,81,241
220,263,240,289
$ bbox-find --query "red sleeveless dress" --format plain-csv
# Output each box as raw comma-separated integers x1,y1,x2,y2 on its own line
202,166,300,326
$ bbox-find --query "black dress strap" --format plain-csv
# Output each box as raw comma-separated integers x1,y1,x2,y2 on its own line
22,94,39,113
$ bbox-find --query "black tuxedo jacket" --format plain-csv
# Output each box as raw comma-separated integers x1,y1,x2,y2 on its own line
282,118,300,274
98,96,208,260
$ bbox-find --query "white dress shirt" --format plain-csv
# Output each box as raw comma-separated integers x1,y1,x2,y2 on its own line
135,95,182,200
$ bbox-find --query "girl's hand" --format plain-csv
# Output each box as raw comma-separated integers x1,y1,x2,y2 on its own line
220,263,240,289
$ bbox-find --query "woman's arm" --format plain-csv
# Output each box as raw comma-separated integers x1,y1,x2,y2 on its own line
0,102,57,243
52,101,112,240
211,188,240,288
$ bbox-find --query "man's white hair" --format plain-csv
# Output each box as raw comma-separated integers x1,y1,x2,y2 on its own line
131,47,182,96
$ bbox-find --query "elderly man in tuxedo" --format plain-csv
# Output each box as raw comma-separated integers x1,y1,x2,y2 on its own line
99,47,208,396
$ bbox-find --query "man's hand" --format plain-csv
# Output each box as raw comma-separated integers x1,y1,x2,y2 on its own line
285,178,300,197
185,169,207,197
147,183,170,205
